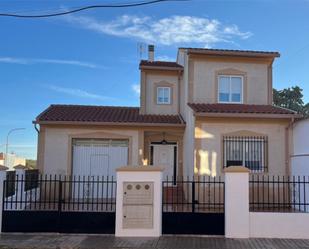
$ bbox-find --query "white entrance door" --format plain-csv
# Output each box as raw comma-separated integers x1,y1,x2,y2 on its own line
72,139,128,199
152,144,176,181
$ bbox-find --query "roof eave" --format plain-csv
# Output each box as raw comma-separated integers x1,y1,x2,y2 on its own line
193,112,302,119
139,65,183,71
33,120,186,128
186,49,280,58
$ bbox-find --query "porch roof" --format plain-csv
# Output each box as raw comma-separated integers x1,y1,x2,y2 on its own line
188,103,301,118
34,104,185,126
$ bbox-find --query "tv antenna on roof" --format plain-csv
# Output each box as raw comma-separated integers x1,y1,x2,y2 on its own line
137,42,147,59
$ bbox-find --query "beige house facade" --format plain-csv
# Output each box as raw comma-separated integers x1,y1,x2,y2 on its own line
34,47,300,179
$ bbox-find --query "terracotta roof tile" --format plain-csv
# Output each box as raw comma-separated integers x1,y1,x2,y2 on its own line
36,105,185,125
139,60,183,69
188,103,297,115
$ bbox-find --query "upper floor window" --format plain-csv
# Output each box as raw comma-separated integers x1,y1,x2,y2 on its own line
157,87,171,104
218,75,243,103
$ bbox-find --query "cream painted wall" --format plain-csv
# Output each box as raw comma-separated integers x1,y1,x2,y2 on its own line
195,120,288,176
192,59,269,105
182,108,195,176
145,73,179,115
42,127,139,175
178,52,189,120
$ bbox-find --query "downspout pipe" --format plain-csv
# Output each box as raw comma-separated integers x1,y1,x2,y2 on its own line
34,123,40,134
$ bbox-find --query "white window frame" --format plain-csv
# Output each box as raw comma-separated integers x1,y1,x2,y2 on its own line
218,75,243,104
157,87,171,105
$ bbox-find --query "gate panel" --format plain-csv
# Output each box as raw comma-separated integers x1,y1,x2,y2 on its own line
60,212,115,234
2,174,116,234
162,176,225,235
162,212,224,235
2,211,59,233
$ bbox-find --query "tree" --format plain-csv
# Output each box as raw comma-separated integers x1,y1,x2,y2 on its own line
273,86,309,117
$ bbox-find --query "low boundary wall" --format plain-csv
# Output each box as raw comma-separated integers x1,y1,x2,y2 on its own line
250,212,309,239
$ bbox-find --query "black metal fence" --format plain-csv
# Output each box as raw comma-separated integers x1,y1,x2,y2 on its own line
162,176,225,213
249,175,309,212
162,176,225,235
25,169,39,191
3,174,117,212
223,136,268,173
5,171,16,198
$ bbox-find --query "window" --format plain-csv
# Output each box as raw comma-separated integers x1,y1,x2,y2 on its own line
223,136,268,172
157,87,171,104
218,75,243,103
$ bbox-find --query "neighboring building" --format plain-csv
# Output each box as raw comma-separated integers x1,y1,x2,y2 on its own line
291,118,309,175
34,46,300,178
0,152,26,170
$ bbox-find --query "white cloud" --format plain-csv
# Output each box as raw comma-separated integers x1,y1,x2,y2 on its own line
64,15,252,47
0,57,104,69
47,85,114,101
131,84,140,95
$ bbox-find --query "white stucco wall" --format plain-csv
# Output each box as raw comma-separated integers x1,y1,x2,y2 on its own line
192,60,269,105
293,119,309,155
250,212,309,239
42,127,139,175
225,168,309,239
225,170,250,238
292,119,309,176
196,119,288,176
115,169,162,237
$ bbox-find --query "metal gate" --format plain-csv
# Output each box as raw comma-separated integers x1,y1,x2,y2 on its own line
2,173,116,234
162,176,225,235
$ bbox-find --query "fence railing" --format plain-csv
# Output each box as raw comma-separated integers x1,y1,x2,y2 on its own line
3,174,117,212
25,169,39,191
162,176,224,213
5,171,16,198
249,175,309,213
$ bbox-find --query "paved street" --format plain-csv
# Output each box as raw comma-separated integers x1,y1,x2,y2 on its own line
0,234,309,249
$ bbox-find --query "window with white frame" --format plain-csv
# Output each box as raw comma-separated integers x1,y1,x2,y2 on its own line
223,136,268,172
218,75,243,103
157,87,171,104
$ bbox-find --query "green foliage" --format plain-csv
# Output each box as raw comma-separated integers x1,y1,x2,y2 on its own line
273,86,309,117
26,159,37,169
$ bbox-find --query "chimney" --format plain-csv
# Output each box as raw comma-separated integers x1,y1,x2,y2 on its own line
148,44,154,62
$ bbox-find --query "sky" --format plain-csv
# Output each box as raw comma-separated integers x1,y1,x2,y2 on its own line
0,0,309,160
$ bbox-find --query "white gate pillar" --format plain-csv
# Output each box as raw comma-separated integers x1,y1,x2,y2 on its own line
115,166,163,237
0,165,8,233
224,166,250,238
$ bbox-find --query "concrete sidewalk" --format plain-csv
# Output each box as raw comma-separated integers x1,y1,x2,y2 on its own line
1,234,309,249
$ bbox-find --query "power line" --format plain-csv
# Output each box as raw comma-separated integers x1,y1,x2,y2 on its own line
0,0,186,18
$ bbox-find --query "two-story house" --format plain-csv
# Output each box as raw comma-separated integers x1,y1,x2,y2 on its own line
34,46,300,181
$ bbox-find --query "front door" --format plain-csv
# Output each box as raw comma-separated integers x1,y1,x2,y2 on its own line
152,144,177,183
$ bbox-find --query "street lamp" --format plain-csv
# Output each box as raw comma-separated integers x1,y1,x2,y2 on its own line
5,128,25,167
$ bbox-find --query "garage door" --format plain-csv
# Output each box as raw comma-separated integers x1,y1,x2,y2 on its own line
72,139,128,199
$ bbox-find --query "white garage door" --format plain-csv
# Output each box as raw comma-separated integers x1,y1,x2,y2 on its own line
72,139,128,199
72,139,128,177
